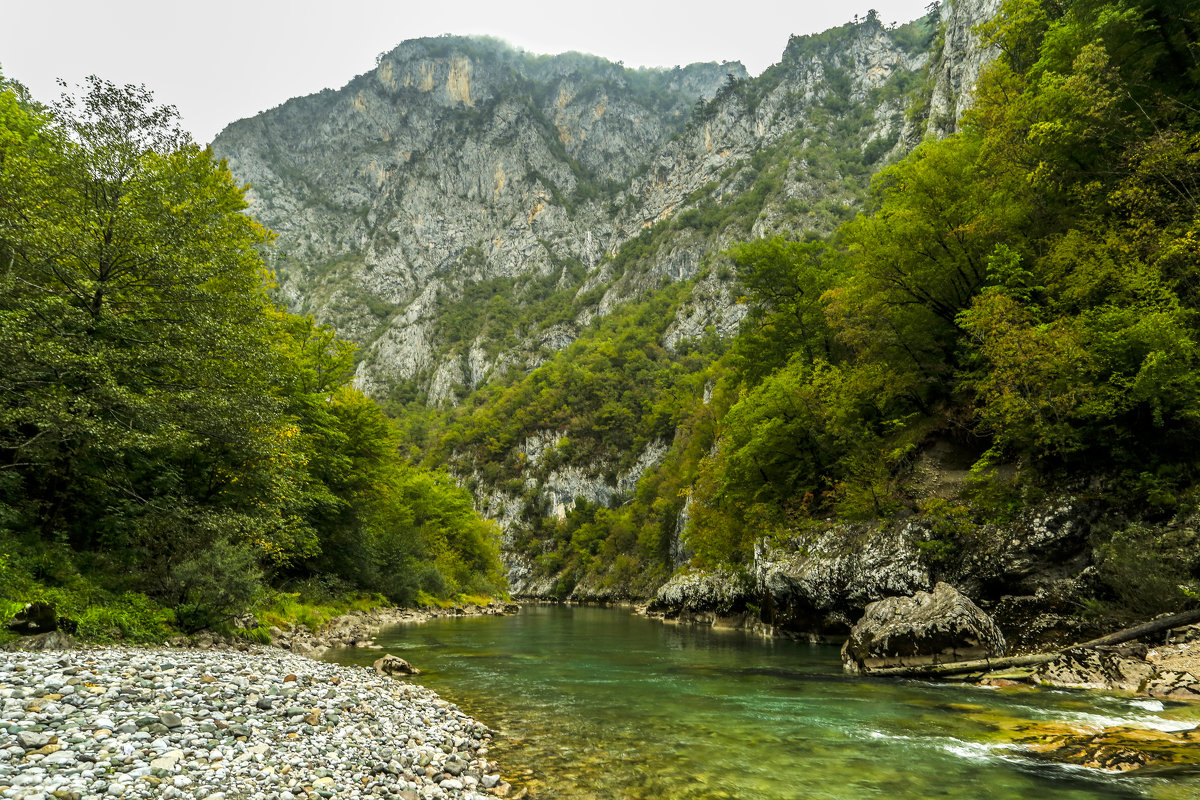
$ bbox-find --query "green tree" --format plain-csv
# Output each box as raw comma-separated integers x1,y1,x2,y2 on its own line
726,237,838,381
0,75,507,624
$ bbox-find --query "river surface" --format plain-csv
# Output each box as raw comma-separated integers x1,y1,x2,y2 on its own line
325,605,1200,800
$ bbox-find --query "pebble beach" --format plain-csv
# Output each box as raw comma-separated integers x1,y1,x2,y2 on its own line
0,646,507,800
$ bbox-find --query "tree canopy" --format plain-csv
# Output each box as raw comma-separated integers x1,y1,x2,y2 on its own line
0,75,504,637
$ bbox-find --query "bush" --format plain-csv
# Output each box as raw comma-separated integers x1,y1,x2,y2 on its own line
74,593,175,643
1096,523,1200,616
170,537,264,632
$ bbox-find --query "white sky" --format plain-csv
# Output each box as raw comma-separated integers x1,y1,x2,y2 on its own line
2,0,934,145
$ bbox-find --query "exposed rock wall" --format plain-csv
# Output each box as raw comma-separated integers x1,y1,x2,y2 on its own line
650,498,1098,645
212,14,975,404
927,0,1004,135
213,1,1005,597
214,38,740,400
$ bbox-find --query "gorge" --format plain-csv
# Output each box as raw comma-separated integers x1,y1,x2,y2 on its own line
209,0,1038,623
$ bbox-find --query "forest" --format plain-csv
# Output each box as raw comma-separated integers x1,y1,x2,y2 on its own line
2,0,1198,642
424,0,1200,614
0,76,505,641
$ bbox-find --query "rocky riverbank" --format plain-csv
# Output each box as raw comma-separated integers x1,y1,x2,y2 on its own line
0,645,513,800
252,603,519,661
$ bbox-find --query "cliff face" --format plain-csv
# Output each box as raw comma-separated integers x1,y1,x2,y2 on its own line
926,0,1004,136
213,11,983,406
215,38,742,403
212,1,1002,600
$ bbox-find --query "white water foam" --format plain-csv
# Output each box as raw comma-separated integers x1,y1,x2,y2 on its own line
1008,703,1197,733
862,730,1008,763
1128,699,1165,712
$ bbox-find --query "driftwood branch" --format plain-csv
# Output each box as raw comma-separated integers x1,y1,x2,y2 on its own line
863,607,1200,678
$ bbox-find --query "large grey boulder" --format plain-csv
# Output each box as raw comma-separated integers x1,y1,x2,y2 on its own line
842,582,1006,672
374,654,420,676
6,602,61,634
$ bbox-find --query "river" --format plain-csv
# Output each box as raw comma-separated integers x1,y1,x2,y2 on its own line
325,604,1200,799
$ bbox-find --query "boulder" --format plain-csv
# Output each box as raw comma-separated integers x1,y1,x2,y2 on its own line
290,641,324,659
842,582,1006,672
6,601,60,634
1144,669,1200,700
3,630,77,651
649,569,752,617
1031,647,1154,692
373,654,420,676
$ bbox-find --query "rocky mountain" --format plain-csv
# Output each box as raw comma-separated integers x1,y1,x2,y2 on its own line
215,38,742,401
212,0,1004,604
214,1,996,408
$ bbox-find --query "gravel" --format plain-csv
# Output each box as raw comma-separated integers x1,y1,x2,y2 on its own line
0,646,508,800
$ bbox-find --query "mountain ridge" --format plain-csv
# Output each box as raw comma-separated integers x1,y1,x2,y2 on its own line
211,0,1002,602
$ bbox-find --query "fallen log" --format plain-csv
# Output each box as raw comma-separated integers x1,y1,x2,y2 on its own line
865,652,1058,678
862,607,1200,679
1072,607,1200,650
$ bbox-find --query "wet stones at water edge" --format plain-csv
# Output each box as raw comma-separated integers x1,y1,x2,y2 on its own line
0,647,508,800
842,582,1007,673
265,603,519,659
1017,722,1200,773
1031,645,1200,700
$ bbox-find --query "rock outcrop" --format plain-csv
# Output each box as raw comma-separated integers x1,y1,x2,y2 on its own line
755,524,933,633
841,582,1007,672
1031,639,1200,700
211,15,973,408
647,569,755,628
5,602,63,635
926,0,1004,136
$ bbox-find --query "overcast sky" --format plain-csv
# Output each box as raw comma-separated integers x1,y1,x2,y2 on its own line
3,0,934,145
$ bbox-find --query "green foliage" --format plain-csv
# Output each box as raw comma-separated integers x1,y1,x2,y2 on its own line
703,359,916,530
0,74,506,638
1096,523,1200,616
432,286,708,475
170,536,265,633
73,594,176,643
667,0,1200,574
726,237,839,382
253,591,385,634
914,498,975,563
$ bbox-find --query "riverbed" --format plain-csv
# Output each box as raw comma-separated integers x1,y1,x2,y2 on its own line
325,604,1200,800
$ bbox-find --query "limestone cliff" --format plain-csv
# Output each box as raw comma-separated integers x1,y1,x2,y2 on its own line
212,16,952,407
212,1,1003,604
214,37,742,404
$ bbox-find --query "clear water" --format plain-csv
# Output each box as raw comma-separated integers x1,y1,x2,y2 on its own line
324,605,1200,800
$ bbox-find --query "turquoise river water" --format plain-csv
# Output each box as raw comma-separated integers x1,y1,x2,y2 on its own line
325,605,1200,800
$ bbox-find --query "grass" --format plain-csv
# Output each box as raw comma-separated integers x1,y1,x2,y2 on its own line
249,591,388,635
415,591,499,609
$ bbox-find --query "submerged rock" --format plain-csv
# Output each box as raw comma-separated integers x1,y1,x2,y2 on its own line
1017,723,1200,773
842,582,1006,672
374,653,421,675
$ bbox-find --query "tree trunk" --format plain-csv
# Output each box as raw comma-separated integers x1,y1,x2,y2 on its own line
863,608,1200,678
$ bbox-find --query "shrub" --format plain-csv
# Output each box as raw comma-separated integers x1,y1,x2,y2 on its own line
74,594,175,643
170,537,264,632
1096,523,1200,616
